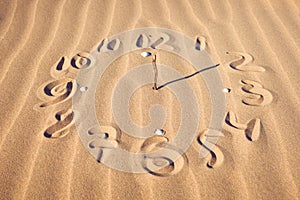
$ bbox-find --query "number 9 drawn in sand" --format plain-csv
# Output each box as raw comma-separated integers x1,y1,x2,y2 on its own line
72,28,226,173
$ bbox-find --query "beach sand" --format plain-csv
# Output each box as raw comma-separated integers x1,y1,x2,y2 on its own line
0,0,299,199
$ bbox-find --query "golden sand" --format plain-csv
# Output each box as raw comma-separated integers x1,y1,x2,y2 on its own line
0,0,299,199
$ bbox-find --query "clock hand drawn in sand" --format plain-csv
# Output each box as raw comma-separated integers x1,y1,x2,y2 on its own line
72,28,225,173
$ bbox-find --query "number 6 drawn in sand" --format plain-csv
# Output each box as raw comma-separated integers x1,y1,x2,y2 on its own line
140,135,186,176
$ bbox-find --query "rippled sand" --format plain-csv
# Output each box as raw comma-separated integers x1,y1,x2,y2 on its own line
0,0,299,199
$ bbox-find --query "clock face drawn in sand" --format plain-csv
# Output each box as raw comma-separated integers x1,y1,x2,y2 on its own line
72,28,226,173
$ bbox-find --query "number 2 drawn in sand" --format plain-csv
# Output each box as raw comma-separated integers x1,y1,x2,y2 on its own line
226,51,265,72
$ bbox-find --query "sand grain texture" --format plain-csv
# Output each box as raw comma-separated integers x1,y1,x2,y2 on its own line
0,0,299,199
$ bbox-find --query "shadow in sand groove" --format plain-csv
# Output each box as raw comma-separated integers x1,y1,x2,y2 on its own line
157,64,220,90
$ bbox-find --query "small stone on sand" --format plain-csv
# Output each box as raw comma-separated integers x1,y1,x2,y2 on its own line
154,129,166,135
222,88,231,93
141,51,152,57
80,86,88,92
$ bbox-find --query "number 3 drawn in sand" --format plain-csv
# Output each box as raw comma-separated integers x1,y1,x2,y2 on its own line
240,79,273,106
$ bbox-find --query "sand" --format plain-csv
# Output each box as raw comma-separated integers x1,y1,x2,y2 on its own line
0,0,299,199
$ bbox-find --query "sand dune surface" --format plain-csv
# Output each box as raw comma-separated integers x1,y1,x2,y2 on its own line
0,0,299,199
